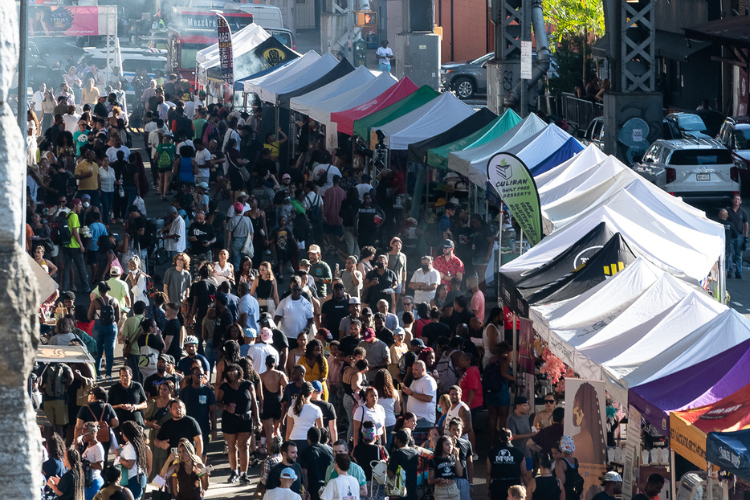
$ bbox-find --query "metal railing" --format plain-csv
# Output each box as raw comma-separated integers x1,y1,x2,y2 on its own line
538,93,603,129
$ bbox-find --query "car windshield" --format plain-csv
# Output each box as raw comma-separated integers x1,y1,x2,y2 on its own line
677,115,707,132
470,53,492,65
273,32,292,47
669,149,733,165
734,128,750,150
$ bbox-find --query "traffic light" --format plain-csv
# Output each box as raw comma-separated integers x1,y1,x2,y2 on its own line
356,11,377,27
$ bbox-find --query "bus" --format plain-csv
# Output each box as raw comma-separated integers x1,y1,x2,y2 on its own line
166,9,254,86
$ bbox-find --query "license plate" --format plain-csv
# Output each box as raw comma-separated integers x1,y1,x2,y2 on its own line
696,173,710,181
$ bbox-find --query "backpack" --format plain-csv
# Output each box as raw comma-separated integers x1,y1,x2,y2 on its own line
202,122,219,145
314,164,331,187
57,212,73,246
435,351,460,393
44,363,68,399
87,404,111,443
307,194,322,223
98,297,116,325
157,148,173,170
482,359,507,395
563,458,584,498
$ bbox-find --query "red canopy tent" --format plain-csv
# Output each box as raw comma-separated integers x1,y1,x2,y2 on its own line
331,77,418,136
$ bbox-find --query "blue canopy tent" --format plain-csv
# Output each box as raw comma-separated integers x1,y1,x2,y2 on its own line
707,430,750,482
529,137,585,176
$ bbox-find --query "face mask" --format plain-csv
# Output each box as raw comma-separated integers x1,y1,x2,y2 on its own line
376,262,385,269
421,265,429,272
130,269,138,274
82,202,90,208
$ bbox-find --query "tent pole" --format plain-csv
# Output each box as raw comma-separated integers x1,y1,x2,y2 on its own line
497,206,503,306
520,228,524,255
275,105,281,176
670,450,676,500
707,462,713,500
512,312,518,383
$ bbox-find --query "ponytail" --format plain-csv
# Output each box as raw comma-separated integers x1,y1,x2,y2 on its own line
293,382,313,416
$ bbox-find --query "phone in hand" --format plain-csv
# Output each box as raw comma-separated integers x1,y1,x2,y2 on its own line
171,447,178,455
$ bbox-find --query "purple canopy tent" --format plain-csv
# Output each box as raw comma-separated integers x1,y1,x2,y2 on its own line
628,337,750,434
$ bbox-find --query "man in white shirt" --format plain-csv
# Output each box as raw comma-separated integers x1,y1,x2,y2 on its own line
376,40,393,73
274,282,314,341
193,138,212,186
106,135,131,163
312,163,341,198
31,83,46,116
248,328,279,375
356,174,372,202
184,98,196,120
62,107,80,133
264,467,303,500
160,207,187,256
408,256,441,306
320,454,360,500
403,360,437,430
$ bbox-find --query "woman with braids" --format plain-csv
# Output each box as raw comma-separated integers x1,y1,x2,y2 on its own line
217,362,261,485
159,438,210,499
92,466,134,500
144,380,174,481
214,339,241,396
570,383,606,465
297,338,329,401
285,381,323,454
46,447,86,500
115,421,151,499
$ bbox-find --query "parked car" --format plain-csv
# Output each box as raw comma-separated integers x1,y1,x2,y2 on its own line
664,110,726,140
716,116,750,190
631,138,742,199
578,116,604,150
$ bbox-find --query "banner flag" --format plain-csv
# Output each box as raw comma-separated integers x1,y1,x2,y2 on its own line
216,14,234,85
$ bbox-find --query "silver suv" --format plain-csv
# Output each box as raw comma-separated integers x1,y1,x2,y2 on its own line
632,138,741,199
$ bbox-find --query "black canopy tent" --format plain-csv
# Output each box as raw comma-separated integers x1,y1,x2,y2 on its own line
207,36,300,82
406,108,497,164
276,58,355,108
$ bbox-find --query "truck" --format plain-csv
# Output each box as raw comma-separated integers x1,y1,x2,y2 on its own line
166,9,255,85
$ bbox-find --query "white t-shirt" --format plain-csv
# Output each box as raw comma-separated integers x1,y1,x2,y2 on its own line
353,403,386,438
356,183,372,202
106,145,131,163
312,164,342,197
406,375,438,423
62,113,80,133
99,166,116,193
276,296,314,339
320,474,360,500
248,343,279,374
144,121,158,134
194,148,212,178
409,268,441,305
264,488,303,500
165,215,187,252
118,442,140,479
286,403,323,440
376,47,393,64
82,443,106,480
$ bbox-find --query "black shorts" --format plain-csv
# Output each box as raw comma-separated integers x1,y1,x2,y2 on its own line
222,411,253,435
261,392,282,421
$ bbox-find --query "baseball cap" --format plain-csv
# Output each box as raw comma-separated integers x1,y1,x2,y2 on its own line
299,259,311,267
394,327,405,337
259,312,273,323
363,328,375,341
282,173,291,180
71,197,82,206
411,338,425,347
311,381,324,393
442,239,455,248
514,395,529,405
197,182,208,189
233,201,245,213
109,266,122,276
167,206,177,214
243,327,257,339
280,468,297,480
81,194,91,200
602,471,623,483
362,174,371,181
159,354,175,364
184,336,199,345
349,297,361,305
215,293,228,305
178,209,187,217
260,327,273,343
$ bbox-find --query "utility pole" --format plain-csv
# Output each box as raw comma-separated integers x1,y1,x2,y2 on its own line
17,0,28,250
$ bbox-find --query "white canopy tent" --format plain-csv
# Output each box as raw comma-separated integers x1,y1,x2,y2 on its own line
447,114,547,185
505,123,579,169
196,23,270,68
289,66,376,116
534,144,608,191
372,92,448,145
259,52,340,104
243,50,320,94
384,93,476,150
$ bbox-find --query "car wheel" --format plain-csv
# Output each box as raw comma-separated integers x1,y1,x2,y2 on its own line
453,77,475,100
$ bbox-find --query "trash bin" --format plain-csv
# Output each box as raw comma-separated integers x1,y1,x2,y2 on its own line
353,39,367,67
366,32,378,49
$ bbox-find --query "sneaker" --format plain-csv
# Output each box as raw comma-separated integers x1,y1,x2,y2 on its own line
240,472,250,484
228,471,239,483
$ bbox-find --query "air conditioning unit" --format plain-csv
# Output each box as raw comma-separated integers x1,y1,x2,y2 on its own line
677,473,728,500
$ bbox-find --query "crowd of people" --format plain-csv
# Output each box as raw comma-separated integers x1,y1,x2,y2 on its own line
28,71,638,500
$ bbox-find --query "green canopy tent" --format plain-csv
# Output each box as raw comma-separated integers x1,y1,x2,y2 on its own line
352,85,439,139
426,108,522,169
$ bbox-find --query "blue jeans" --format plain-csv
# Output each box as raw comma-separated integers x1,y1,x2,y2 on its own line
455,477,471,500
84,474,104,500
124,186,138,213
415,418,435,432
94,321,118,377
230,236,245,269
100,191,113,225
205,339,218,377
732,234,744,276
62,246,89,292
127,472,147,500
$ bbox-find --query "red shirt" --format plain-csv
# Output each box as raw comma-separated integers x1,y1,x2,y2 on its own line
433,254,465,286
323,185,346,226
460,365,483,409
504,306,520,331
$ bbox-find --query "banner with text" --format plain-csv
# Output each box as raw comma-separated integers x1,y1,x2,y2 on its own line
217,14,234,85
487,152,543,246
29,6,99,36
622,405,642,500
518,318,535,372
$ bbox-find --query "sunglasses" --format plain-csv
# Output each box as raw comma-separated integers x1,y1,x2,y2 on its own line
403,302,413,306
545,400,555,404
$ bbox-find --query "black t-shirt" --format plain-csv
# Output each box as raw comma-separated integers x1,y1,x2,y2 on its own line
190,279,216,320
353,442,387,480
213,308,235,346
388,447,420,500
375,327,394,347
77,401,117,424
339,335,362,357
311,399,336,433
271,328,289,353
179,384,216,435
299,443,335,500
454,437,473,479
107,382,147,427
267,462,303,492
156,415,202,448
592,493,617,500
726,206,749,235
422,322,452,348
163,318,183,361
454,224,473,263
430,455,458,480
219,380,255,418
321,297,350,333
137,332,165,351
365,268,397,308
187,222,215,253
55,469,76,500
489,444,524,489
129,215,151,249
143,373,180,398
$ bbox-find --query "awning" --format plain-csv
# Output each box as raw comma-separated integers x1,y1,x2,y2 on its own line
353,85,439,139
684,16,750,50
37,345,95,364
592,34,608,60
407,108,497,164
243,50,320,95
289,65,375,116
655,30,711,61
205,36,299,83
707,430,750,482
276,57,354,107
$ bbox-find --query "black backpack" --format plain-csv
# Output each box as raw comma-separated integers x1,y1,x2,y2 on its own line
98,297,116,325
293,211,311,242
564,458,584,499
482,359,507,395
307,194,322,223
57,212,73,246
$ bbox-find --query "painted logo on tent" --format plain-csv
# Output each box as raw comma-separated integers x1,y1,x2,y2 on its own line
573,246,603,271
698,401,750,421
263,48,287,66
496,159,511,180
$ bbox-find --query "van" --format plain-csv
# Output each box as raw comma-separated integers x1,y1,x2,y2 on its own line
80,48,167,98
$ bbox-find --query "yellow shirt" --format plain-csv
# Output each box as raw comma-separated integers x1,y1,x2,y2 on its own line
65,212,81,249
75,160,99,191
263,141,280,158
81,86,100,105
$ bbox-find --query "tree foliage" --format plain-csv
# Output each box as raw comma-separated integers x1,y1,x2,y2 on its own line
542,0,605,49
